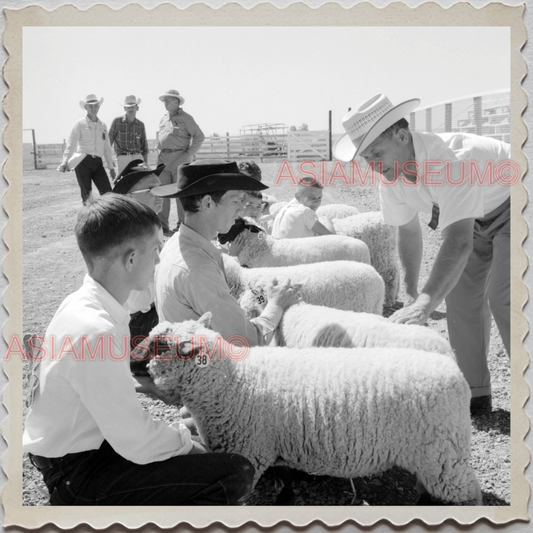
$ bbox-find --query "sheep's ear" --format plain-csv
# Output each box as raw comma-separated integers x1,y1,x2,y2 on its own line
251,289,260,297
198,312,213,329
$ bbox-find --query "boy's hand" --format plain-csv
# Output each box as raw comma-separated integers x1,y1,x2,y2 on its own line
133,374,181,405
266,278,301,310
57,163,69,173
228,233,246,256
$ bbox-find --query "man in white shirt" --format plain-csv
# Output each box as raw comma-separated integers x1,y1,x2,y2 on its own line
153,160,300,347
334,94,512,416
58,94,116,203
23,194,254,505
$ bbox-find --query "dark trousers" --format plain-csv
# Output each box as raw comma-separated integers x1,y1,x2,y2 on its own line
74,156,112,203
30,440,255,505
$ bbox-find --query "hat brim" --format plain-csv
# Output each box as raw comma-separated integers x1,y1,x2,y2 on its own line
333,98,421,162
112,163,166,194
159,94,185,105
153,173,268,199
80,98,104,109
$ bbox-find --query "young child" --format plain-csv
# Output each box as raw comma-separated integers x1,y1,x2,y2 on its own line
271,177,335,239
22,194,254,506
241,190,263,223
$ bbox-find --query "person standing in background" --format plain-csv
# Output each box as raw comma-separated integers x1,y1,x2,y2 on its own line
109,95,150,176
157,89,205,237
58,94,116,203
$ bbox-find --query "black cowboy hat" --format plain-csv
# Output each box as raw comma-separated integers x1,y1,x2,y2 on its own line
112,160,166,194
152,160,268,199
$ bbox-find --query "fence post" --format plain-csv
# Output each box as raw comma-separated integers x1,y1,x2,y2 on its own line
31,129,37,170
409,112,416,131
445,103,452,132
425,108,432,132
474,96,483,136
328,110,332,161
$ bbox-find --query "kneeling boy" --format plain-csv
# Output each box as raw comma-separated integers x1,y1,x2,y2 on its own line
22,194,254,505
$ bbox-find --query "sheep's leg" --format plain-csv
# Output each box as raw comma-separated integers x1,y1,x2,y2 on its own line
272,466,295,505
349,479,357,505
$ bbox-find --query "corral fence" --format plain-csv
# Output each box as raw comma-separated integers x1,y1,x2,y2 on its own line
23,130,332,171
23,90,510,170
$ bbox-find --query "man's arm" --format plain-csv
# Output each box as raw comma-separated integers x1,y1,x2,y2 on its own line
187,119,205,157
140,124,150,164
311,220,335,236
397,214,423,303
58,121,80,172
389,217,474,325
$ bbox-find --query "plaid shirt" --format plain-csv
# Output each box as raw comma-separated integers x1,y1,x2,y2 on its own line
109,115,149,157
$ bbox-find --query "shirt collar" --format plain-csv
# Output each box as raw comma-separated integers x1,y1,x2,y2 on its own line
82,274,131,326
169,108,183,120
179,224,223,264
84,116,101,126
122,115,139,124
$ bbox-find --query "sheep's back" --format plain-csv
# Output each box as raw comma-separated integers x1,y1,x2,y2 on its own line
316,204,360,220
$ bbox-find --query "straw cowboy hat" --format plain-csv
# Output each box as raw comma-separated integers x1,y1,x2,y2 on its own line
159,89,185,105
112,160,166,194
153,160,268,199
333,94,421,162
79,94,104,109
122,95,141,107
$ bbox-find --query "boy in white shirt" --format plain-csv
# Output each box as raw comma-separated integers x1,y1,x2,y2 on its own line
23,194,254,505
271,178,336,239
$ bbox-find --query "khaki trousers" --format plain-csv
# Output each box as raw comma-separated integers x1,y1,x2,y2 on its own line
157,150,192,230
445,197,510,398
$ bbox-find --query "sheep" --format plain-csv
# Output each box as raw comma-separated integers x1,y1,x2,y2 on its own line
222,255,384,315
269,201,287,217
332,211,400,307
239,289,454,356
218,217,370,268
137,314,482,506
316,203,360,220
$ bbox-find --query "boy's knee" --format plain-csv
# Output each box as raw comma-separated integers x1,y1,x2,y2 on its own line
227,455,255,504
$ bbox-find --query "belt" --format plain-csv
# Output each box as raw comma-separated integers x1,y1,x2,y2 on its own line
118,152,142,156
160,148,184,153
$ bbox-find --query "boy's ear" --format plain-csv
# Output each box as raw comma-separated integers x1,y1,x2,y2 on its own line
122,248,137,272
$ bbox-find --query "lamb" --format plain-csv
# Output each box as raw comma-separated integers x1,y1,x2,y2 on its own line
316,203,360,220
268,201,287,217
332,211,400,307
222,255,384,315
218,217,370,268
240,289,454,356
137,314,482,506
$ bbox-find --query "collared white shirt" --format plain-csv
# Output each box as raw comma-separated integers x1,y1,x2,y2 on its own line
155,224,282,346
62,116,115,169
271,198,318,239
379,132,511,230
23,275,192,462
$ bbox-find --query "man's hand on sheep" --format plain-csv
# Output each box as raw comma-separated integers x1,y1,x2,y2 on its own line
388,298,430,325
133,374,182,406
266,278,302,310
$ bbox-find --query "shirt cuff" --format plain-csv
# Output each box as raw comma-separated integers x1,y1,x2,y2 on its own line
169,421,194,455
251,302,283,340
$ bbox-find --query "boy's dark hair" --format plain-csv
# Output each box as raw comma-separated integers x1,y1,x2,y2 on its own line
238,160,262,181
180,190,228,213
297,177,323,189
244,190,263,201
75,193,161,260
379,118,410,139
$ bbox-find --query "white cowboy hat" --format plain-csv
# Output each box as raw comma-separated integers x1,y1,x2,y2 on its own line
333,94,420,162
122,95,141,107
159,89,185,105
79,94,104,109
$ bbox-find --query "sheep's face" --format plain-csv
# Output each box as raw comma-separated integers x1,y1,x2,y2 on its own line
217,217,264,244
239,288,267,319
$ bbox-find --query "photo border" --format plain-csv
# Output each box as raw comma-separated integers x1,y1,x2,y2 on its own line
1,1,529,529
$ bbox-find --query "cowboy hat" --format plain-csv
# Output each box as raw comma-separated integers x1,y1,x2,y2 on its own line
333,94,420,162
159,89,185,105
153,160,268,199
112,160,166,194
79,94,104,109
122,95,141,107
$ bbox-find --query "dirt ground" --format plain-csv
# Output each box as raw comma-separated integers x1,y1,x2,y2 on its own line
21,161,510,506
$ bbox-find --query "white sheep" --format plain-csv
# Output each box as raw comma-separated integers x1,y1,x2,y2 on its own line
316,203,360,220
239,290,453,356
223,255,384,315
332,211,400,307
218,217,370,268
268,201,288,217
139,315,482,506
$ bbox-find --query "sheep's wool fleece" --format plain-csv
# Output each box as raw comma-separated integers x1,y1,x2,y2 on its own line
223,256,384,315
147,318,481,504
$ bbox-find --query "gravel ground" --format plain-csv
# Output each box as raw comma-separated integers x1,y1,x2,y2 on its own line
21,161,510,507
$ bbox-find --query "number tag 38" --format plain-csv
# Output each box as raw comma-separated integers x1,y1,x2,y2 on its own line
195,354,209,367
